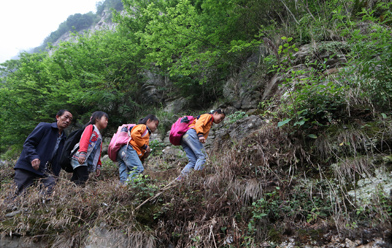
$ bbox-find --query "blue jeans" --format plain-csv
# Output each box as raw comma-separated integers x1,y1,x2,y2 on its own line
117,145,144,183
181,129,207,175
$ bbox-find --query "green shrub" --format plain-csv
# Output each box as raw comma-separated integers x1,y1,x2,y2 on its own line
276,37,347,131
149,139,166,156
337,1,392,109
0,145,21,161
225,111,248,125
281,81,347,129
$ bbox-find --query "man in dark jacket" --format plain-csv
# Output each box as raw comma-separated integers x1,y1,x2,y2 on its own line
13,109,73,195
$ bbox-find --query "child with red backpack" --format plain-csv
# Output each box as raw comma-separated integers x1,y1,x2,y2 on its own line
177,109,225,180
117,114,159,184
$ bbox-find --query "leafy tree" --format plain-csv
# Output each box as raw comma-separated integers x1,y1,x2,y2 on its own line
48,29,145,122
0,52,56,150
0,28,145,149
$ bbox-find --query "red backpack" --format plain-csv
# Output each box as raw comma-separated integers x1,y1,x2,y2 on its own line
108,124,148,162
169,116,195,146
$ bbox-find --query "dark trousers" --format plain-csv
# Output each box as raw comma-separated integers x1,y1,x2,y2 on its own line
71,166,89,186
14,169,56,196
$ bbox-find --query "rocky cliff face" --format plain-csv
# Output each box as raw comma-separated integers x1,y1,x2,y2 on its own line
50,9,118,53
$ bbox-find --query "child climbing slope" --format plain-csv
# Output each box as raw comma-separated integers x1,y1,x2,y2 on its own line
71,111,108,186
117,114,159,184
177,109,225,180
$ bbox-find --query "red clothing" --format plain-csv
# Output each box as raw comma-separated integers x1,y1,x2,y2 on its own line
77,124,102,169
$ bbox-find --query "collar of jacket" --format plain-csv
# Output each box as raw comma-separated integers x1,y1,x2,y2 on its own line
51,122,66,138
51,122,59,129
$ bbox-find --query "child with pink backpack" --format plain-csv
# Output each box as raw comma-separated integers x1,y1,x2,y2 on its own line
114,114,159,184
176,109,225,180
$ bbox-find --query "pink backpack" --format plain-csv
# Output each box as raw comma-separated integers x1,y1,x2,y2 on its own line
108,124,148,162
169,116,195,146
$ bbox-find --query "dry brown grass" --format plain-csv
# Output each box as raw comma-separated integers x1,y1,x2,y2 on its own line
0,163,158,247
1,118,392,247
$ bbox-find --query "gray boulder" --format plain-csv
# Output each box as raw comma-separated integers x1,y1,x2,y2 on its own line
214,115,265,145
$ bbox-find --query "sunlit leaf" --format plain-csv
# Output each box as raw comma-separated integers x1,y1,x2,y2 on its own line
278,118,291,127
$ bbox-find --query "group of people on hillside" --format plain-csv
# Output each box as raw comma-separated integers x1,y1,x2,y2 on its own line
12,109,225,197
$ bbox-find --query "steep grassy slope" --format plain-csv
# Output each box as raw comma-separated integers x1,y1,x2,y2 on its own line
1,113,392,247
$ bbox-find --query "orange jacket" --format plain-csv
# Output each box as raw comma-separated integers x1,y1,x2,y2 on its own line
190,114,214,140
129,124,150,158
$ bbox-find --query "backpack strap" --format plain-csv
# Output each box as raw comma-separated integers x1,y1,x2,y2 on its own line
125,124,135,148
141,128,148,137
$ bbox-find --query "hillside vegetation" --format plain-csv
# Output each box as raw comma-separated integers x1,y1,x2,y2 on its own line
1,0,392,247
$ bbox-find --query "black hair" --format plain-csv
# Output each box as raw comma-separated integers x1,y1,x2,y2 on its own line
209,109,226,116
138,114,159,125
56,109,70,117
86,111,109,126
